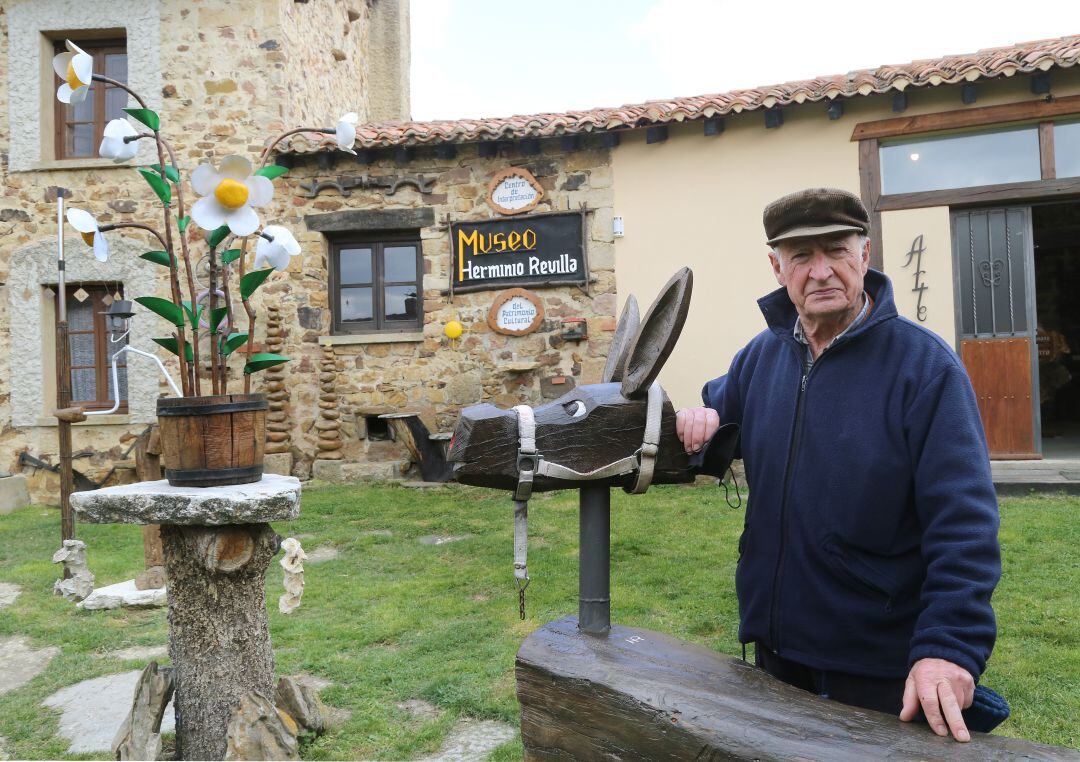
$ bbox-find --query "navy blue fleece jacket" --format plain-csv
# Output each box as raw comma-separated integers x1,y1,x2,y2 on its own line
701,269,1000,679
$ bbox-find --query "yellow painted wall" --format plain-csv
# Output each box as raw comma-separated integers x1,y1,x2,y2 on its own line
613,69,1080,408
880,207,956,346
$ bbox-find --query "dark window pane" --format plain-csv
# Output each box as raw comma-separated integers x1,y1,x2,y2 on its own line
71,86,95,122
384,245,417,282
340,287,373,321
105,87,128,121
880,126,1040,194
339,248,372,284
71,367,96,403
105,53,127,82
68,123,94,157
384,285,418,321
1056,121,1080,179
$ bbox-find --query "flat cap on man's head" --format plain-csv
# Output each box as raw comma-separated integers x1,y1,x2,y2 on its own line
763,187,870,246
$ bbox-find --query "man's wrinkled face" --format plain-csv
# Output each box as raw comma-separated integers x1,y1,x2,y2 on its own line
770,233,869,321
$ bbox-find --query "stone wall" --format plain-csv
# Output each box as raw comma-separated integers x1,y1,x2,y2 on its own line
0,0,399,500
0,0,611,500
276,0,374,127
254,141,617,479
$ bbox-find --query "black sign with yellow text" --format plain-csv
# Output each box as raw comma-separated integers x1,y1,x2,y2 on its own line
450,212,585,293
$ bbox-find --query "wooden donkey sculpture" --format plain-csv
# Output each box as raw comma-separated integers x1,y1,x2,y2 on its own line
449,267,738,630
449,268,1075,761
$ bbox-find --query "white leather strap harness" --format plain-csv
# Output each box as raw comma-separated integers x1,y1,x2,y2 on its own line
508,382,663,618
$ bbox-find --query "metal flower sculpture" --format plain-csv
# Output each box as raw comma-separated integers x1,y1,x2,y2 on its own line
56,41,356,398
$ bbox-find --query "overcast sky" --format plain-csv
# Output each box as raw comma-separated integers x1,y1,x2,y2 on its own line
410,0,1080,122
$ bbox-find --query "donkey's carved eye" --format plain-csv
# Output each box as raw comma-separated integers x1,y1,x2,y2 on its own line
563,400,587,419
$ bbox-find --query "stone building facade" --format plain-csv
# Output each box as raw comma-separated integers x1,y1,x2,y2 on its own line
0,0,413,499
5,8,1077,503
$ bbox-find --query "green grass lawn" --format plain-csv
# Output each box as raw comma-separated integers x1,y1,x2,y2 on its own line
0,483,1076,759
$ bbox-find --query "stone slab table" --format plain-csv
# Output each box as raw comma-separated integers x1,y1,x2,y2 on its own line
72,474,301,761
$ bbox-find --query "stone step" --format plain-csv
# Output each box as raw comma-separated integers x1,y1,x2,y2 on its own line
311,460,407,484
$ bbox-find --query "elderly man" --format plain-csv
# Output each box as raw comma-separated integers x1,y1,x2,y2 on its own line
677,188,1000,742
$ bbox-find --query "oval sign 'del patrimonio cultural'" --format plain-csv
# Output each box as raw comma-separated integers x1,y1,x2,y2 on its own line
487,167,544,215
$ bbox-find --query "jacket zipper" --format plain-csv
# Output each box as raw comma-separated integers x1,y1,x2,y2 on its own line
768,359,809,652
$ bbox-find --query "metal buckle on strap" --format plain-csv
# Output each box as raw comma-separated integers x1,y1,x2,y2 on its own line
515,451,537,502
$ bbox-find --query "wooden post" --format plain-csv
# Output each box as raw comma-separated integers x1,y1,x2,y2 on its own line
69,475,301,762
135,427,167,590
55,197,75,554
160,523,279,760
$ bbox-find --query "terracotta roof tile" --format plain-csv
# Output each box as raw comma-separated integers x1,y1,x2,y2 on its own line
282,34,1080,153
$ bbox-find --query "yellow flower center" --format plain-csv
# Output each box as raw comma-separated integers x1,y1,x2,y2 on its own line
66,61,84,90
81,231,95,247
214,178,249,210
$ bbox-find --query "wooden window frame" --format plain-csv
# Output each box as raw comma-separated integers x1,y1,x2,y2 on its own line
329,234,424,335
60,284,128,412
853,95,1080,268
52,37,127,160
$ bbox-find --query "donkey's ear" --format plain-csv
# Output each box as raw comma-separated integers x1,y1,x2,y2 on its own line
620,267,693,399
601,295,640,383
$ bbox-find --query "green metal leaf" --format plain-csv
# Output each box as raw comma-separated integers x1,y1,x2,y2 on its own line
254,164,289,180
221,248,242,265
178,215,191,233
152,337,194,362
209,307,229,334
222,332,249,356
123,107,160,132
138,167,172,205
208,225,230,248
181,300,202,330
135,296,184,327
244,353,290,375
149,163,181,183
240,268,274,300
139,250,175,267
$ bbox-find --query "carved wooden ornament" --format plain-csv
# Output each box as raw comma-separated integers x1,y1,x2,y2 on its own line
487,288,544,336
487,167,544,215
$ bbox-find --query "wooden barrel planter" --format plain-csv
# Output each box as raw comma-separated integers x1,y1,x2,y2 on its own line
157,394,268,487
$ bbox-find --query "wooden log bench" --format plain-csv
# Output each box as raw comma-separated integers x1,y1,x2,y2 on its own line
517,616,1078,761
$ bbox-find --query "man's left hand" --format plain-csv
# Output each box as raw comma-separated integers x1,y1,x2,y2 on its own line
900,658,975,742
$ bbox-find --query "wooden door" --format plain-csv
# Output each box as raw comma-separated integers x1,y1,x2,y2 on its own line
952,208,1039,459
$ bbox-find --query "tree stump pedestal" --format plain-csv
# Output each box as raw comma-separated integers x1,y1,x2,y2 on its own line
72,474,302,761
517,616,1077,761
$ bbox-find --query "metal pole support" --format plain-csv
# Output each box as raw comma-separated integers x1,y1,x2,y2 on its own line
578,483,611,635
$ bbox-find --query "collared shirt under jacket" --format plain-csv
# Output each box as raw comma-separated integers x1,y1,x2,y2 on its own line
700,269,1001,679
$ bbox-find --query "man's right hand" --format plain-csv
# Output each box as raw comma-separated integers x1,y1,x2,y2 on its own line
675,407,720,454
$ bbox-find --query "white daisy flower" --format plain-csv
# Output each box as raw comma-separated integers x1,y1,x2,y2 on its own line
52,40,93,104
189,155,273,237
66,208,109,262
99,118,139,162
335,112,358,154
254,225,301,271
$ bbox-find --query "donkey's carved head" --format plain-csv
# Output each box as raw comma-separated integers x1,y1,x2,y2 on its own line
449,268,716,493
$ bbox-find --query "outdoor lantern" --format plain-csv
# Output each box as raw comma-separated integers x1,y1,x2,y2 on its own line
105,299,135,336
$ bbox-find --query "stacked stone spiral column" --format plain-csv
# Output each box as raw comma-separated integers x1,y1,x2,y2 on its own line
316,344,343,460
263,305,291,455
